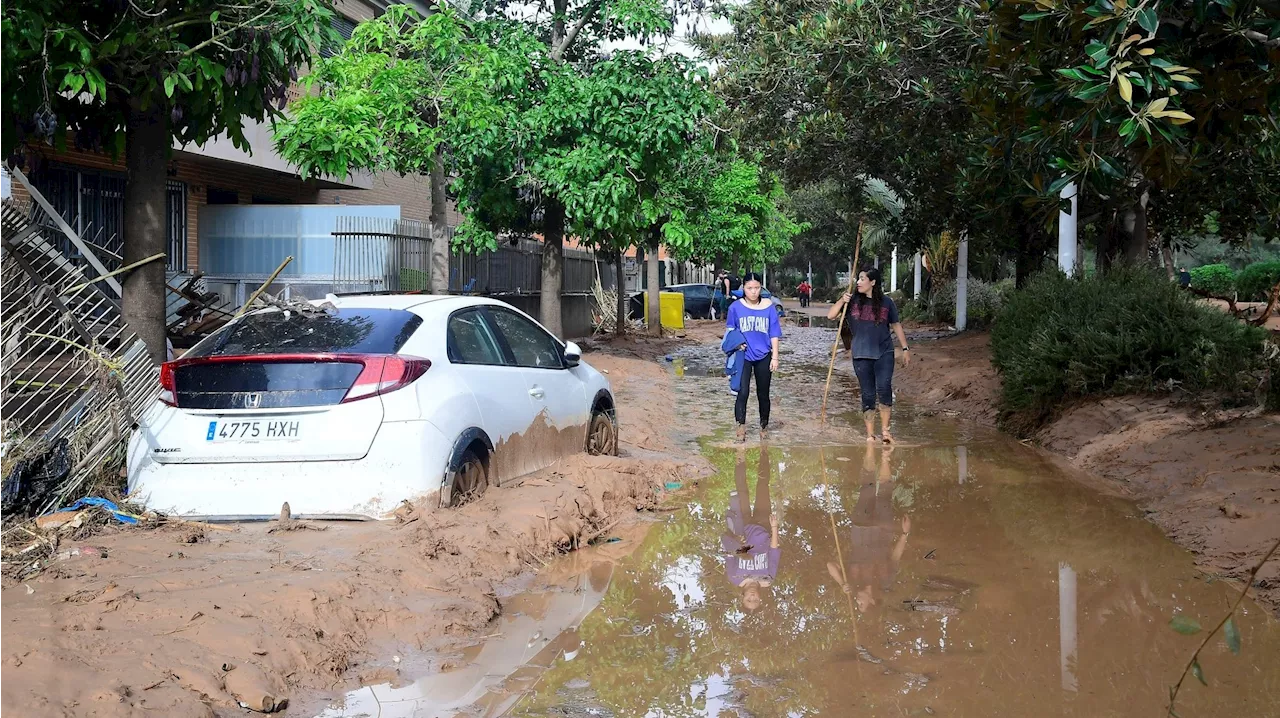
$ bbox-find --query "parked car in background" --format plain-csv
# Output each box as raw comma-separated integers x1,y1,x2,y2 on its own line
667,283,716,319
128,295,618,519
627,284,786,321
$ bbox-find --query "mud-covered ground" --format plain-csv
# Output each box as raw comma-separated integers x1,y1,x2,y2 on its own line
0,336,712,717
895,330,1280,614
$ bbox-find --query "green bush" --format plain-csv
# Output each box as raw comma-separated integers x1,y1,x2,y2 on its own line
925,278,1011,328
1236,261,1280,302
991,268,1275,435
1189,263,1237,297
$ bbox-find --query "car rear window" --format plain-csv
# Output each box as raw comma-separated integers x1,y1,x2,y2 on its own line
187,307,423,358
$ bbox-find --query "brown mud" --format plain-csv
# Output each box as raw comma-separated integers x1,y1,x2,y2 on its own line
0,336,711,717
895,330,1280,614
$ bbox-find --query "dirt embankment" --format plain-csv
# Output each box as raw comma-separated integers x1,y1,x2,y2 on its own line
0,337,710,717
897,331,1280,613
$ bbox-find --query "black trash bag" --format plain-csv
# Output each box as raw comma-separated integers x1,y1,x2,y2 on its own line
1,439,72,517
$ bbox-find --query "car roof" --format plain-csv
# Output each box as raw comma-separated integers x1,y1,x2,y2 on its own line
321,293,539,315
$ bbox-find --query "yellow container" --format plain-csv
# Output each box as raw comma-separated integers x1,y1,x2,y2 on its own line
641,291,685,330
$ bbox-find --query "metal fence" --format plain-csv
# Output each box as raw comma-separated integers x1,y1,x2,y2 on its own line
1,170,161,513
333,219,603,296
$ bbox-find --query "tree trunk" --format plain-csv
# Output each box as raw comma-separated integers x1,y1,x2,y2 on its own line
539,198,566,338
428,148,450,294
1122,189,1151,265
123,99,170,362
1161,241,1176,281
646,228,662,337
614,247,627,335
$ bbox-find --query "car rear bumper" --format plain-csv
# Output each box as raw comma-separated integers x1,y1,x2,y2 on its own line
127,420,453,519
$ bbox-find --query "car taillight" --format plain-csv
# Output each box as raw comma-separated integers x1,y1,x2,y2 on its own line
342,355,430,403
159,362,177,406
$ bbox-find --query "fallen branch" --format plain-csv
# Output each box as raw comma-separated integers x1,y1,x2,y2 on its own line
235,256,294,319
65,253,166,294
1168,535,1280,715
1247,280,1280,327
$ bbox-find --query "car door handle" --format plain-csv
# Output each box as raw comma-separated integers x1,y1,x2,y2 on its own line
529,387,545,399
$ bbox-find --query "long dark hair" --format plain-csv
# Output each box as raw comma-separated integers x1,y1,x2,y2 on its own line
853,267,885,323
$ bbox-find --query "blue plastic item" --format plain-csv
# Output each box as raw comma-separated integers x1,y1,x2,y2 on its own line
48,497,140,525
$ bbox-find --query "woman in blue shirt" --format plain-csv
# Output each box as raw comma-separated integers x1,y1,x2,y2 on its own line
827,267,911,443
726,273,782,442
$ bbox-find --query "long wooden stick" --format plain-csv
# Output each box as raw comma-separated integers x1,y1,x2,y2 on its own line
235,256,294,318
820,448,861,677
820,222,863,426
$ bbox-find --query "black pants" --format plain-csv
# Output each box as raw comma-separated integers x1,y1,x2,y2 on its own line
735,357,773,427
799,293,810,308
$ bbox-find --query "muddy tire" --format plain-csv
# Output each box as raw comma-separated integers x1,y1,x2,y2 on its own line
450,448,488,507
586,409,618,456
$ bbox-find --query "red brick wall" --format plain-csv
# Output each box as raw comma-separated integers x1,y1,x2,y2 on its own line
315,172,460,226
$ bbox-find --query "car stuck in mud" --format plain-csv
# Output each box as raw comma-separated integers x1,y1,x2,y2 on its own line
127,294,618,519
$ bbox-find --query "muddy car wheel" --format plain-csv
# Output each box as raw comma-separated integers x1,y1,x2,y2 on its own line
451,449,488,506
586,410,618,456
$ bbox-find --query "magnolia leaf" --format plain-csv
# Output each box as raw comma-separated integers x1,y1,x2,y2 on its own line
1171,74,1195,82
1117,74,1133,103
1147,97,1169,114
1192,659,1207,686
1138,48,1155,56
1020,11,1053,20
1166,111,1194,125
1119,117,1136,137
1224,617,1242,655
1137,8,1159,34
1170,615,1202,635
164,74,177,98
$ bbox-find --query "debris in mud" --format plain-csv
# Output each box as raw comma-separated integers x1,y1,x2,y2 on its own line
902,598,961,616
1219,502,1252,519
921,575,977,594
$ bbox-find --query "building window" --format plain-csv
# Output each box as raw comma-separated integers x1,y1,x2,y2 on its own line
320,14,358,58
28,164,187,272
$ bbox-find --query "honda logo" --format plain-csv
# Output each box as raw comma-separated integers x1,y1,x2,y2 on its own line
234,392,262,409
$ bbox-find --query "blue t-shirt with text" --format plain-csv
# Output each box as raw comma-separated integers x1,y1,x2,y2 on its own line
726,300,783,361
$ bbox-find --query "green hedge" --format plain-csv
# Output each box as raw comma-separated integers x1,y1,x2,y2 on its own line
991,268,1275,435
1189,263,1237,296
1236,261,1280,302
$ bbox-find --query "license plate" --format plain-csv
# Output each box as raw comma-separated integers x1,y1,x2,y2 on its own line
206,420,300,441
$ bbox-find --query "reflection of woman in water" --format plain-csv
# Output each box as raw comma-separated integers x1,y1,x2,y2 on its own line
723,447,779,612
827,445,910,613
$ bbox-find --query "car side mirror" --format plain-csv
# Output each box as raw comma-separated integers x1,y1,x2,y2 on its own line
564,341,582,367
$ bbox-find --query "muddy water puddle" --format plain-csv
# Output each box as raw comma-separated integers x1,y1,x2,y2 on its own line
318,333,1280,717
502,437,1280,717
319,436,1280,717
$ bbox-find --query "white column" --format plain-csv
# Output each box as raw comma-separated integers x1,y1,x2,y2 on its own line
891,246,898,294
1059,562,1079,693
807,261,812,287
956,232,969,331
913,252,922,299
956,446,968,484
1058,180,1078,278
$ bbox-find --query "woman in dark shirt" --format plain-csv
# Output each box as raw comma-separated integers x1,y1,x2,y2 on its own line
827,267,911,443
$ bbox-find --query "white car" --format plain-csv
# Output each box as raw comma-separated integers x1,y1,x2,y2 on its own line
127,294,618,519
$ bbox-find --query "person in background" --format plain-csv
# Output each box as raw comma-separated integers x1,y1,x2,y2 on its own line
714,271,730,318
723,447,780,613
797,279,812,308
726,273,782,442
1179,267,1192,289
828,267,910,443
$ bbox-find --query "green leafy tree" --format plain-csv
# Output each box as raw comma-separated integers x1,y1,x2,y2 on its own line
275,5,471,293
983,0,1280,266
2,0,337,359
